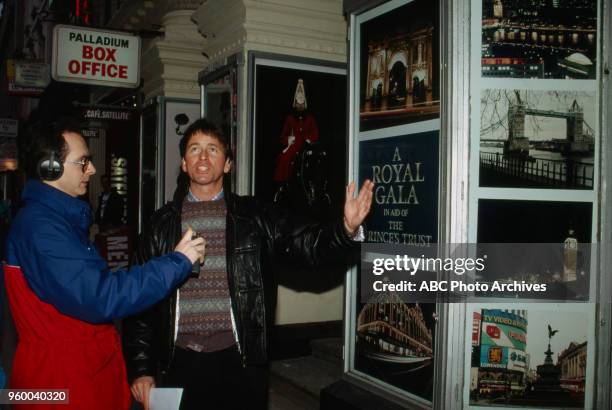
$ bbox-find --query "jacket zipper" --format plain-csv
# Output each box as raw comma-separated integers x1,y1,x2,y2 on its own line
230,304,245,367
170,291,179,366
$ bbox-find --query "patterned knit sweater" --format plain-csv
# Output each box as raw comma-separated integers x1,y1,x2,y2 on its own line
176,199,234,352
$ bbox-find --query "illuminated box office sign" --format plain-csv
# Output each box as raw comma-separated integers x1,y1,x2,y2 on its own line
52,25,141,88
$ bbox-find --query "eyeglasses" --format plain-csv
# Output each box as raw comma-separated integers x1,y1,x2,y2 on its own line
65,156,93,172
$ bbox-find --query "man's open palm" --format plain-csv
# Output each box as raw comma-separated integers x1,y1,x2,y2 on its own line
343,180,374,235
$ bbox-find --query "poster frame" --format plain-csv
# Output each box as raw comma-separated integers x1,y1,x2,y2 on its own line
161,98,201,205
246,51,347,197
596,0,612,406
199,54,242,193
463,302,596,410
344,0,448,408
466,0,606,408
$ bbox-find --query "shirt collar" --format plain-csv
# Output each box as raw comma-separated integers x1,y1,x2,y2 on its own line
187,188,224,202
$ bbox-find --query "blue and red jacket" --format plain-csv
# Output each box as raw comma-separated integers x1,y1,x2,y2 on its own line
3,180,192,409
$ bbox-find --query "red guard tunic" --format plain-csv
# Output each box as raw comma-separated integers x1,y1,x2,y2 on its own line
3,264,131,410
273,113,319,182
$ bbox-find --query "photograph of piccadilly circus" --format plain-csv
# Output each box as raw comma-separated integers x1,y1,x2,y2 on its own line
481,0,597,79
470,308,588,408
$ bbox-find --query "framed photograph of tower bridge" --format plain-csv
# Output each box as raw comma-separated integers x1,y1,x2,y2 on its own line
481,0,597,79
358,0,440,132
463,303,595,409
479,89,596,190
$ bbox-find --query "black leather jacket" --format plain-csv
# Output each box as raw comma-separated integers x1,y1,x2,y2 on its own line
123,193,356,381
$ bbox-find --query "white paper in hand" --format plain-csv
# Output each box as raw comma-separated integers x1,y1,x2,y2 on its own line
149,387,183,410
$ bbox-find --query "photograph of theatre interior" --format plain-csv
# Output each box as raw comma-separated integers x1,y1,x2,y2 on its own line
1,0,611,409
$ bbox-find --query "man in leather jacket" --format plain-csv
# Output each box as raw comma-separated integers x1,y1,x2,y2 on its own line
123,118,373,410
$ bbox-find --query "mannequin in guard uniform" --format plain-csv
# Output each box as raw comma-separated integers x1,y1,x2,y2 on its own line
273,79,319,191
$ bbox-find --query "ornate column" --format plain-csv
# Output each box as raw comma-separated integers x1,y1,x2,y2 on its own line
105,0,206,100
141,9,206,99
192,0,346,68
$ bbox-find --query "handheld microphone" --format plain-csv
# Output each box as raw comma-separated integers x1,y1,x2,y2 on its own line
186,224,202,278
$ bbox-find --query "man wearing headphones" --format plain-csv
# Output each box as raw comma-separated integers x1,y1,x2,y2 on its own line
3,119,205,409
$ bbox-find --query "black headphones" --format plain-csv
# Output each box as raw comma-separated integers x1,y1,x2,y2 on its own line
37,150,64,181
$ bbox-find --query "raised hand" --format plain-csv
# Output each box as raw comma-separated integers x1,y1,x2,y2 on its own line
343,180,374,236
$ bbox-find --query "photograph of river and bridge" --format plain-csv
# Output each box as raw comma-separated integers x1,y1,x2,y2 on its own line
481,0,597,79
479,89,595,190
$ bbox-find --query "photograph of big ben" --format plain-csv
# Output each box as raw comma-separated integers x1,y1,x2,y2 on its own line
477,199,592,300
